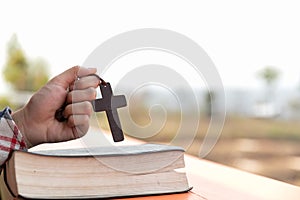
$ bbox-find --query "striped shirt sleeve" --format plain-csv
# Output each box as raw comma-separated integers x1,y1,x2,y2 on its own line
0,107,27,166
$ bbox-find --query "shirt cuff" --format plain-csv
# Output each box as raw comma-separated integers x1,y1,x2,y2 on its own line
0,107,27,166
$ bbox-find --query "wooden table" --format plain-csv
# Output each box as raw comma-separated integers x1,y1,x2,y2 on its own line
115,152,300,200
29,131,300,200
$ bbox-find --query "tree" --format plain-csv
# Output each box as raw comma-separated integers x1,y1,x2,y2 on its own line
253,66,281,118
257,66,280,87
0,96,17,110
27,58,49,91
3,34,49,92
3,34,29,91
257,66,280,101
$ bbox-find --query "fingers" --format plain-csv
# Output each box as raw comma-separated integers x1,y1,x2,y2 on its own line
68,115,90,138
67,74,100,104
63,101,93,119
69,75,100,91
77,67,97,77
66,87,97,103
64,102,93,138
51,66,97,90
51,66,100,139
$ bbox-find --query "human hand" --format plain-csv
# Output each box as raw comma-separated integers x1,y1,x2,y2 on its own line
12,66,100,148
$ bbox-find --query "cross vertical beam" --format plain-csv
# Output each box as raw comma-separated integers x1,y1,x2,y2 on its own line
92,83,127,142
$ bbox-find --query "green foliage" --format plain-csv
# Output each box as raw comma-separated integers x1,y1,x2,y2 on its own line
257,66,280,86
3,34,49,92
0,96,17,111
3,35,29,91
27,58,49,91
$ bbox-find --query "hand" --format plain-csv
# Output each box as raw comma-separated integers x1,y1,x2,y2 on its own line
12,66,101,148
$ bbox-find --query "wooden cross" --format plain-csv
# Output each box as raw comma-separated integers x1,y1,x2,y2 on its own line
91,82,127,142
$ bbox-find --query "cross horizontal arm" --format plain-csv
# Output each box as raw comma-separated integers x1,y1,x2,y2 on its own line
92,96,127,112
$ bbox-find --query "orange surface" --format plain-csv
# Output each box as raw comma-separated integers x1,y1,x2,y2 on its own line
115,192,205,200
118,153,300,200
29,131,300,200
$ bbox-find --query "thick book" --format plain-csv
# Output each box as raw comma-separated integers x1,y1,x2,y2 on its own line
0,144,190,199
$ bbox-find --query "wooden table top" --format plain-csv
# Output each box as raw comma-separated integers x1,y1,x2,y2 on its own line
115,153,300,200
29,131,300,200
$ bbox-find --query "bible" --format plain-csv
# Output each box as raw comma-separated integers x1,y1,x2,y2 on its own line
0,144,190,199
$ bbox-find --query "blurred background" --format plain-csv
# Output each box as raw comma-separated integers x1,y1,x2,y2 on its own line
1,0,299,186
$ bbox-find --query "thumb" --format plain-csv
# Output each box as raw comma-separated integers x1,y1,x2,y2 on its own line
51,66,97,89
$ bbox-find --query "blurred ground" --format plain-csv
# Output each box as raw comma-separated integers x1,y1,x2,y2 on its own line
95,113,300,186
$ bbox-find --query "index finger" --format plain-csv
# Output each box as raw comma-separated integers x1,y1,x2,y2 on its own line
77,67,97,77
51,66,97,90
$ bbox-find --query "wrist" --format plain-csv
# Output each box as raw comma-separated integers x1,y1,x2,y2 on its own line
11,108,32,148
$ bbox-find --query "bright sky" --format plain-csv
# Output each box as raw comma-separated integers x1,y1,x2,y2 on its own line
1,0,300,94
